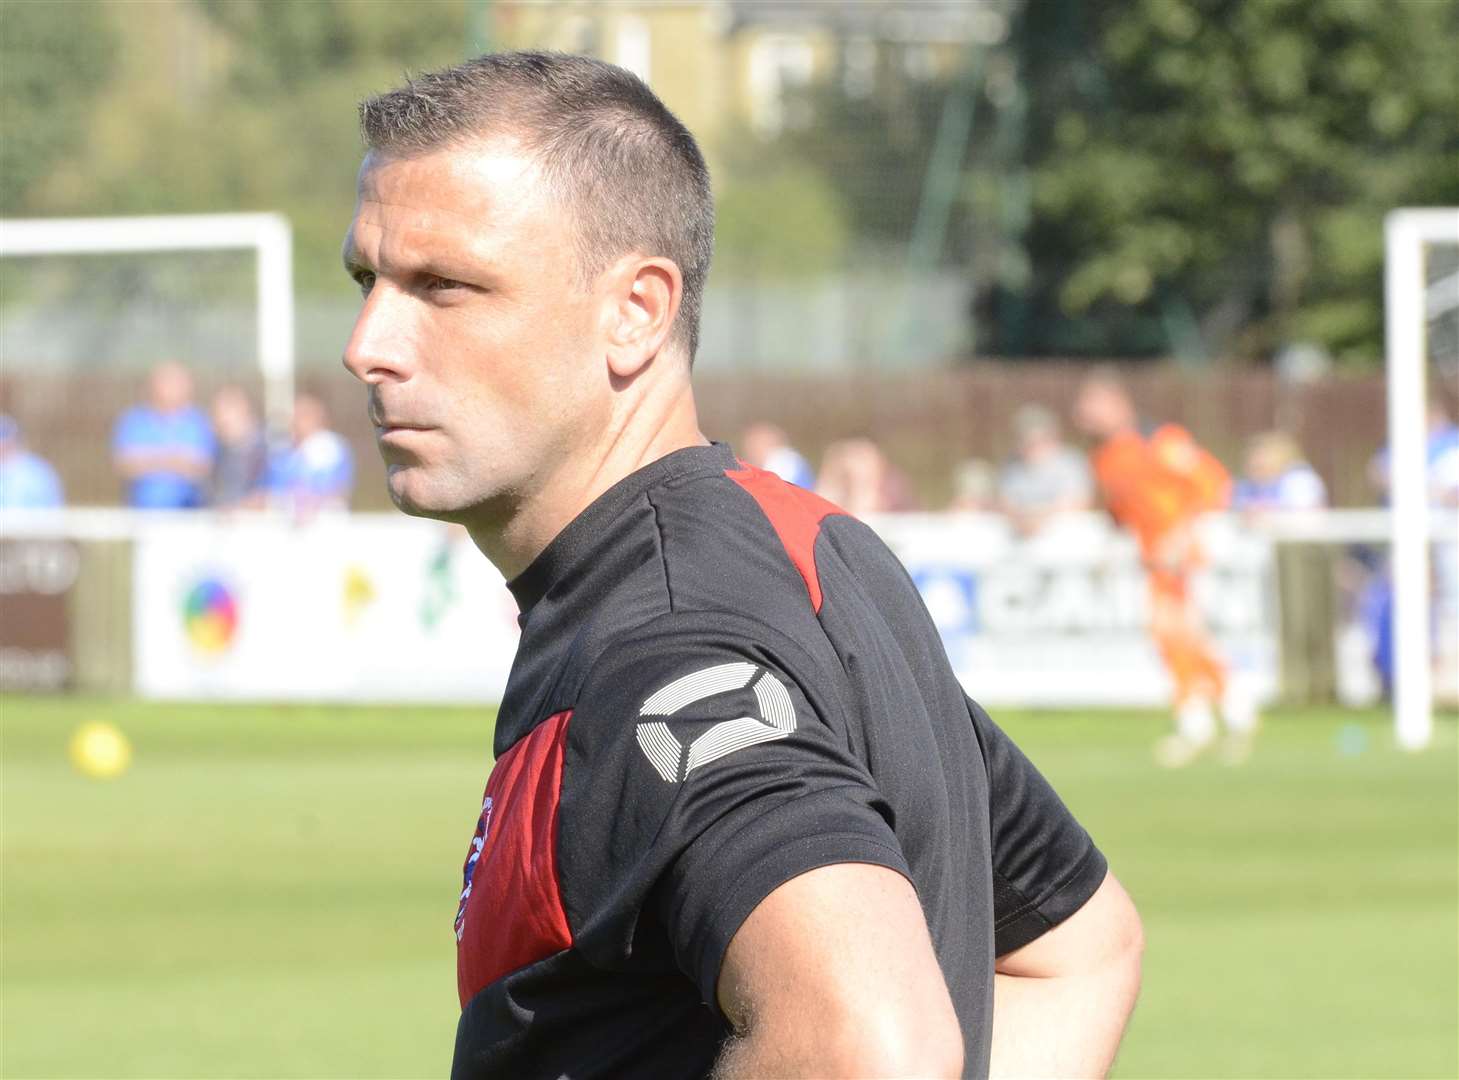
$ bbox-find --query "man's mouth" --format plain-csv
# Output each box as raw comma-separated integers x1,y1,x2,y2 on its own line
369,403,432,433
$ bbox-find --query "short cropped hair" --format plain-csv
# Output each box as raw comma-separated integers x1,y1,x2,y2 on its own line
359,51,714,363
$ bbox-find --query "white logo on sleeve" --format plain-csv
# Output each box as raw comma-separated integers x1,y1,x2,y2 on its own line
634,661,797,782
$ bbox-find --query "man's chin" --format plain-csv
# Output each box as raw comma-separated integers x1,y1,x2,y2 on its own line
385,473,493,525
386,474,456,521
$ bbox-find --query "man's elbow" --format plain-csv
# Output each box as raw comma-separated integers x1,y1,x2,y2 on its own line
1111,889,1145,1006
821,1011,963,1079
1126,907,1146,965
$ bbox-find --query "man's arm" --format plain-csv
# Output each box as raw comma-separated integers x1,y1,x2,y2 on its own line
714,863,963,1079
991,871,1143,1078
114,447,212,479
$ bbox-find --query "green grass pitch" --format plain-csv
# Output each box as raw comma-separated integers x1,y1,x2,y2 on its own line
3,697,1455,1078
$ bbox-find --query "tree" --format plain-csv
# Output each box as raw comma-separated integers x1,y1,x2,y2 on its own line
0,2,115,213
991,0,1459,363
1,1,467,298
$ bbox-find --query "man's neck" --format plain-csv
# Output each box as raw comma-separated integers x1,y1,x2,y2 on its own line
467,389,708,582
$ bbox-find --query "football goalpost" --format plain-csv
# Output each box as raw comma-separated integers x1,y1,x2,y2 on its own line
0,213,294,434
1385,207,1459,751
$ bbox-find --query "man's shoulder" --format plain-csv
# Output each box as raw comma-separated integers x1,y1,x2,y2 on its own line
569,605,835,721
645,458,861,618
648,456,845,538
7,450,54,477
579,607,827,695
0,452,63,506
646,459,923,626
175,407,214,439
720,459,844,521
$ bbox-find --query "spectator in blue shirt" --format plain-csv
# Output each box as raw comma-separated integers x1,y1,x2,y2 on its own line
1356,401,1459,699
266,392,354,516
0,415,64,509
113,362,216,508
1366,401,1459,507
1233,431,1327,514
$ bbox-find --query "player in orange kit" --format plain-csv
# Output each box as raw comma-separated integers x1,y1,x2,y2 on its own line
1074,369,1258,765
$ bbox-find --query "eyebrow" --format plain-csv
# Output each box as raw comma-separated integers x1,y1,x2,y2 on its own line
341,213,500,282
341,245,500,289
340,231,370,276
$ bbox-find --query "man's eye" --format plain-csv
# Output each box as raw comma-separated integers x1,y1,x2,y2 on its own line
424,275,464,292
354,271,376,295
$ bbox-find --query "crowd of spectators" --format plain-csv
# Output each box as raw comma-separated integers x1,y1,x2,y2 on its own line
0,361,354,514
1349,402,1459,698
733,396,1457,707
4,361,1452,702
110,363,354,515
738,400,1338,532
4,361,1453,534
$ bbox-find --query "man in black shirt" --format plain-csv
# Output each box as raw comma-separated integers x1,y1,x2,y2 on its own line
343,52,1143,1079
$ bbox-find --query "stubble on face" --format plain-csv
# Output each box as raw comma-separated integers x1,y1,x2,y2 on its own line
342,140,609,533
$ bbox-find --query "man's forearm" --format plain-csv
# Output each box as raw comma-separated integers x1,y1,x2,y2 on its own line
990,961,1141,1079
158,450,212,478
116,451,211,479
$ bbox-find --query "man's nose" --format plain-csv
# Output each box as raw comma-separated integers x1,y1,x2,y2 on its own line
342,288,415,385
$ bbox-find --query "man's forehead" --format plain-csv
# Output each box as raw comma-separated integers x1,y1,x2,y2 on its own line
348,139,548,254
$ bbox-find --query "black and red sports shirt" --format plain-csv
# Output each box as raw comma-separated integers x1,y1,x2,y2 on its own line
451,442,1106,1079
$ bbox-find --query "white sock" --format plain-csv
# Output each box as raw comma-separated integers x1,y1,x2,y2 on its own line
1177,697,1217,744
1222,679,1259,735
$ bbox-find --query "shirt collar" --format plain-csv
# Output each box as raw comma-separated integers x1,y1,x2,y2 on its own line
506,441,737,616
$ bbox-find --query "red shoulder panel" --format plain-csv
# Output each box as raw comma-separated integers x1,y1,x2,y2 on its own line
725,462,844,613
456,709,573,1008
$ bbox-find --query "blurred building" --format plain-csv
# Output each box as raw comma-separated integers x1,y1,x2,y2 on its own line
488,1,996,372
496,1,986,142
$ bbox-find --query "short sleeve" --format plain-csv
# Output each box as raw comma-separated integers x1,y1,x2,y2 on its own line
969,696,1108,956
557,612,909,1012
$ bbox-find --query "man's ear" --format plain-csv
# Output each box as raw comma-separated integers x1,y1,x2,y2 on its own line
604,255,682,380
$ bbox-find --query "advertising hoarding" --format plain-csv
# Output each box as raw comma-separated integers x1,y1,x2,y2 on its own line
0,539,79,692
133,517,519,701
132,513,1278,707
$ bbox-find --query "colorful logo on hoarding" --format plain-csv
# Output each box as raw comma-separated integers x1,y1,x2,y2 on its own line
183,577,238,655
